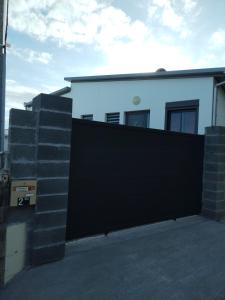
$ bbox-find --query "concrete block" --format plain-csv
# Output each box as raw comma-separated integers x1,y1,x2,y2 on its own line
203,180,225,191
37,178,69,195
202,207,225,221
204,172,225,182
36,194,68,212
10,145,36,162
203,199,225,210
32,227,66,248
38,128,71,145
204,162,225,173
205,135,225,145
9,109,37,128
9,127,36,145
32,243,65,266
11,162,36,179
39,111,72,129
204,152,225,163
217,200,225,210
37,162,70,178
7,207,34,224
35,211,67,229
203,190,224,201
32,93,72,113
205,145,225,154
37,145,70,161
202,127,225,221
205,126,225,135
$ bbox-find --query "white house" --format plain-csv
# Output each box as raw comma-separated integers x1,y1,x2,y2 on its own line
53,67,225,134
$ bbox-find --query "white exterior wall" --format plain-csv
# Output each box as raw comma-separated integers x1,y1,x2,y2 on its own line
70,77,214,134
216,86,225,126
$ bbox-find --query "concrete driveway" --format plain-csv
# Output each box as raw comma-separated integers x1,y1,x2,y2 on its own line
0,215,224,300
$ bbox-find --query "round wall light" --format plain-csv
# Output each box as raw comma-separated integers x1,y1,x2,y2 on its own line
132,96,141,105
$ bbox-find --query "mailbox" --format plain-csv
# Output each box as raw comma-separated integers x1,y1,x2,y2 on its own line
10,180,37,207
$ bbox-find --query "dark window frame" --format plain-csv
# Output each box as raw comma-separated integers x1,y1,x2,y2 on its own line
165,100,199,134
105,112,120,124
124,109,150,128
81,114,94,121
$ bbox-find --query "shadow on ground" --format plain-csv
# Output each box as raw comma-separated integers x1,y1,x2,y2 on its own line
0,216,224,300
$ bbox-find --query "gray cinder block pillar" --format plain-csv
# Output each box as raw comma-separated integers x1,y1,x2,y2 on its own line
202,126,225,221
7,109,37,278
5,94,72,281
31,94,72,265
9,109,37,180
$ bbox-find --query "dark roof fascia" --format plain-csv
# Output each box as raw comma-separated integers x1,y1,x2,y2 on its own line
51,86,71,96
64,68,225,83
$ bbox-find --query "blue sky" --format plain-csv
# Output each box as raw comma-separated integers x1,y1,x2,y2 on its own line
5,0,225,125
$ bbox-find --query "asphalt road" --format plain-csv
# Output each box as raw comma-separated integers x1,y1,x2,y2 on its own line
0,215,224,300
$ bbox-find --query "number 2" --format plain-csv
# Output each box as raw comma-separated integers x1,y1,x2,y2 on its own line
18,197,24,206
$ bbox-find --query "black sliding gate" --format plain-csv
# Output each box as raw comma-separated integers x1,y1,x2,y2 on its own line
66,119,204,240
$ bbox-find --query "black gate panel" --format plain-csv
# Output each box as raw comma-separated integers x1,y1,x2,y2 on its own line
66,119,204,240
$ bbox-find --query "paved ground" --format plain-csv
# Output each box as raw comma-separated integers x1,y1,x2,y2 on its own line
0,215,225,300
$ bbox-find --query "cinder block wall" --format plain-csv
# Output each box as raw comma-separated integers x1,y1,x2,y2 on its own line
6,109,37,282
31,94,72,265
5,94,72,283
202,126,225,220
9,110,37,179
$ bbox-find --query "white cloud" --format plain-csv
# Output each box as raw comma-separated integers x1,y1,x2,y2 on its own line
161,5,183,30
148,5,158,18
8,0,107,47
182,0,197,13
8,0,151,50
8,46,52,64
41,83,61,93
147,0,198,39
8,0,158,66
5,79,40,127
6,79,39,95
9,0,195,73
9,0,220,77
94,36,194,75
209,29,225,49
193,28,225,68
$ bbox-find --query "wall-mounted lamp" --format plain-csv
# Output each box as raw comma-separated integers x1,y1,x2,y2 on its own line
132,96,141,105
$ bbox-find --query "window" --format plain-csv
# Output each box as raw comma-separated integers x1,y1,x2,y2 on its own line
81,114,93,121
106,112,120,124
165,100,199,134
125,110,150,128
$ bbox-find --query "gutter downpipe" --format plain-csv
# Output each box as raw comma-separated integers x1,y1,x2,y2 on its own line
213,79,225,126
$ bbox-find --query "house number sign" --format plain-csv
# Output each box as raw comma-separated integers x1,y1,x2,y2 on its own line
10,180,37,207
